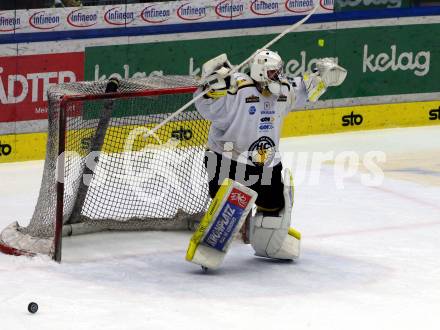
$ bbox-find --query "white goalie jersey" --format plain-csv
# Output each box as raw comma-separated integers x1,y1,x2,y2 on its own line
194,72,308,167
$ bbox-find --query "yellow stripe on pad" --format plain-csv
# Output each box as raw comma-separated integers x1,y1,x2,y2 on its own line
186,178,232,261
288,227,301,240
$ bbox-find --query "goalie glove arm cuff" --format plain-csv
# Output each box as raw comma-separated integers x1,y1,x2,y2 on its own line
200,75,231,100
302,72,327,103
291,76,308,109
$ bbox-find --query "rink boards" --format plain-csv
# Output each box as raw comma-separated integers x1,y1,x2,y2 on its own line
1,99,439,163
1,8,440,163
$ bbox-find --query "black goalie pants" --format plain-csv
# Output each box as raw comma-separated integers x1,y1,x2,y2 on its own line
204,150,285,211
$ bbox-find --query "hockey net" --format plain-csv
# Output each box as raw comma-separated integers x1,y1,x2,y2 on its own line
0,76,210,261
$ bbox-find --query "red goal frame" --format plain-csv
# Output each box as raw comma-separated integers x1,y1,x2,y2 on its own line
0,86,198,262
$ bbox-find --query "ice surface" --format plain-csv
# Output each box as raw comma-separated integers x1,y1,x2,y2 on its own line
1,126,439,330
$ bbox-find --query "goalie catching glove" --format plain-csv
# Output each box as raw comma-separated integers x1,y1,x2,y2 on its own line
200,53,234,99
303,58,347,102
186,179,257,270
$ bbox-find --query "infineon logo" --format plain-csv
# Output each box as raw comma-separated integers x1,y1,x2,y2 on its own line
177,3,207,21
320,0,334,10
250,0,279,15
67,9,98,28
141,5,170,23
0,12,20,32
285,0,314,13
104,7,135,26
29,11,60,30
215,0,244,18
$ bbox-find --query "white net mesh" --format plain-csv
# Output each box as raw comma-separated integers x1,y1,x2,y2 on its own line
0,76,210,257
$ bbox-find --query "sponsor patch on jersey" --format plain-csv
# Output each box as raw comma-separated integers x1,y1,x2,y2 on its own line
264,101,271,110
248,136,276,166
259,117,275,131
258,123,274,131
258,117,274,131
261,110,275,115
277,94,287,102
245,95,260,103
248,106,256,115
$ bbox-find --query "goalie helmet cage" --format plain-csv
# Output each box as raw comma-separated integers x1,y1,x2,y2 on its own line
0,76,211,262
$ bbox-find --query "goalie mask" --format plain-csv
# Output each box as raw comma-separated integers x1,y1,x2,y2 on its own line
250,49,284,95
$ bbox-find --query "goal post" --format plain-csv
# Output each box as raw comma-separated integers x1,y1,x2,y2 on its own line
0,76,211,261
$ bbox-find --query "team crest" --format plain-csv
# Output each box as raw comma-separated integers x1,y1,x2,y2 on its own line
248,136,275,166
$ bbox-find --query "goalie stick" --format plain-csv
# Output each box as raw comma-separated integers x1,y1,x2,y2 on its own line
145,4,319,138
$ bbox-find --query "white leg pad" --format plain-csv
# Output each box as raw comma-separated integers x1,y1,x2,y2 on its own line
250,169,301,260
251,217,301,260
191,245,226,270
186,178,257,269
271,231,300,260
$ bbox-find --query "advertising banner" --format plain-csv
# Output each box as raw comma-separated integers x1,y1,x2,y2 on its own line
282,101,440,136
0,52,84,122
334,0,411,12
84,23,439,101
2,3,440,164
0,0,332,37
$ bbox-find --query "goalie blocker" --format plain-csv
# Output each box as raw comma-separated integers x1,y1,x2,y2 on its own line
186,179,257,270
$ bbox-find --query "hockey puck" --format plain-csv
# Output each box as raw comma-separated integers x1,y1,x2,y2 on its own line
28,302,38,314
